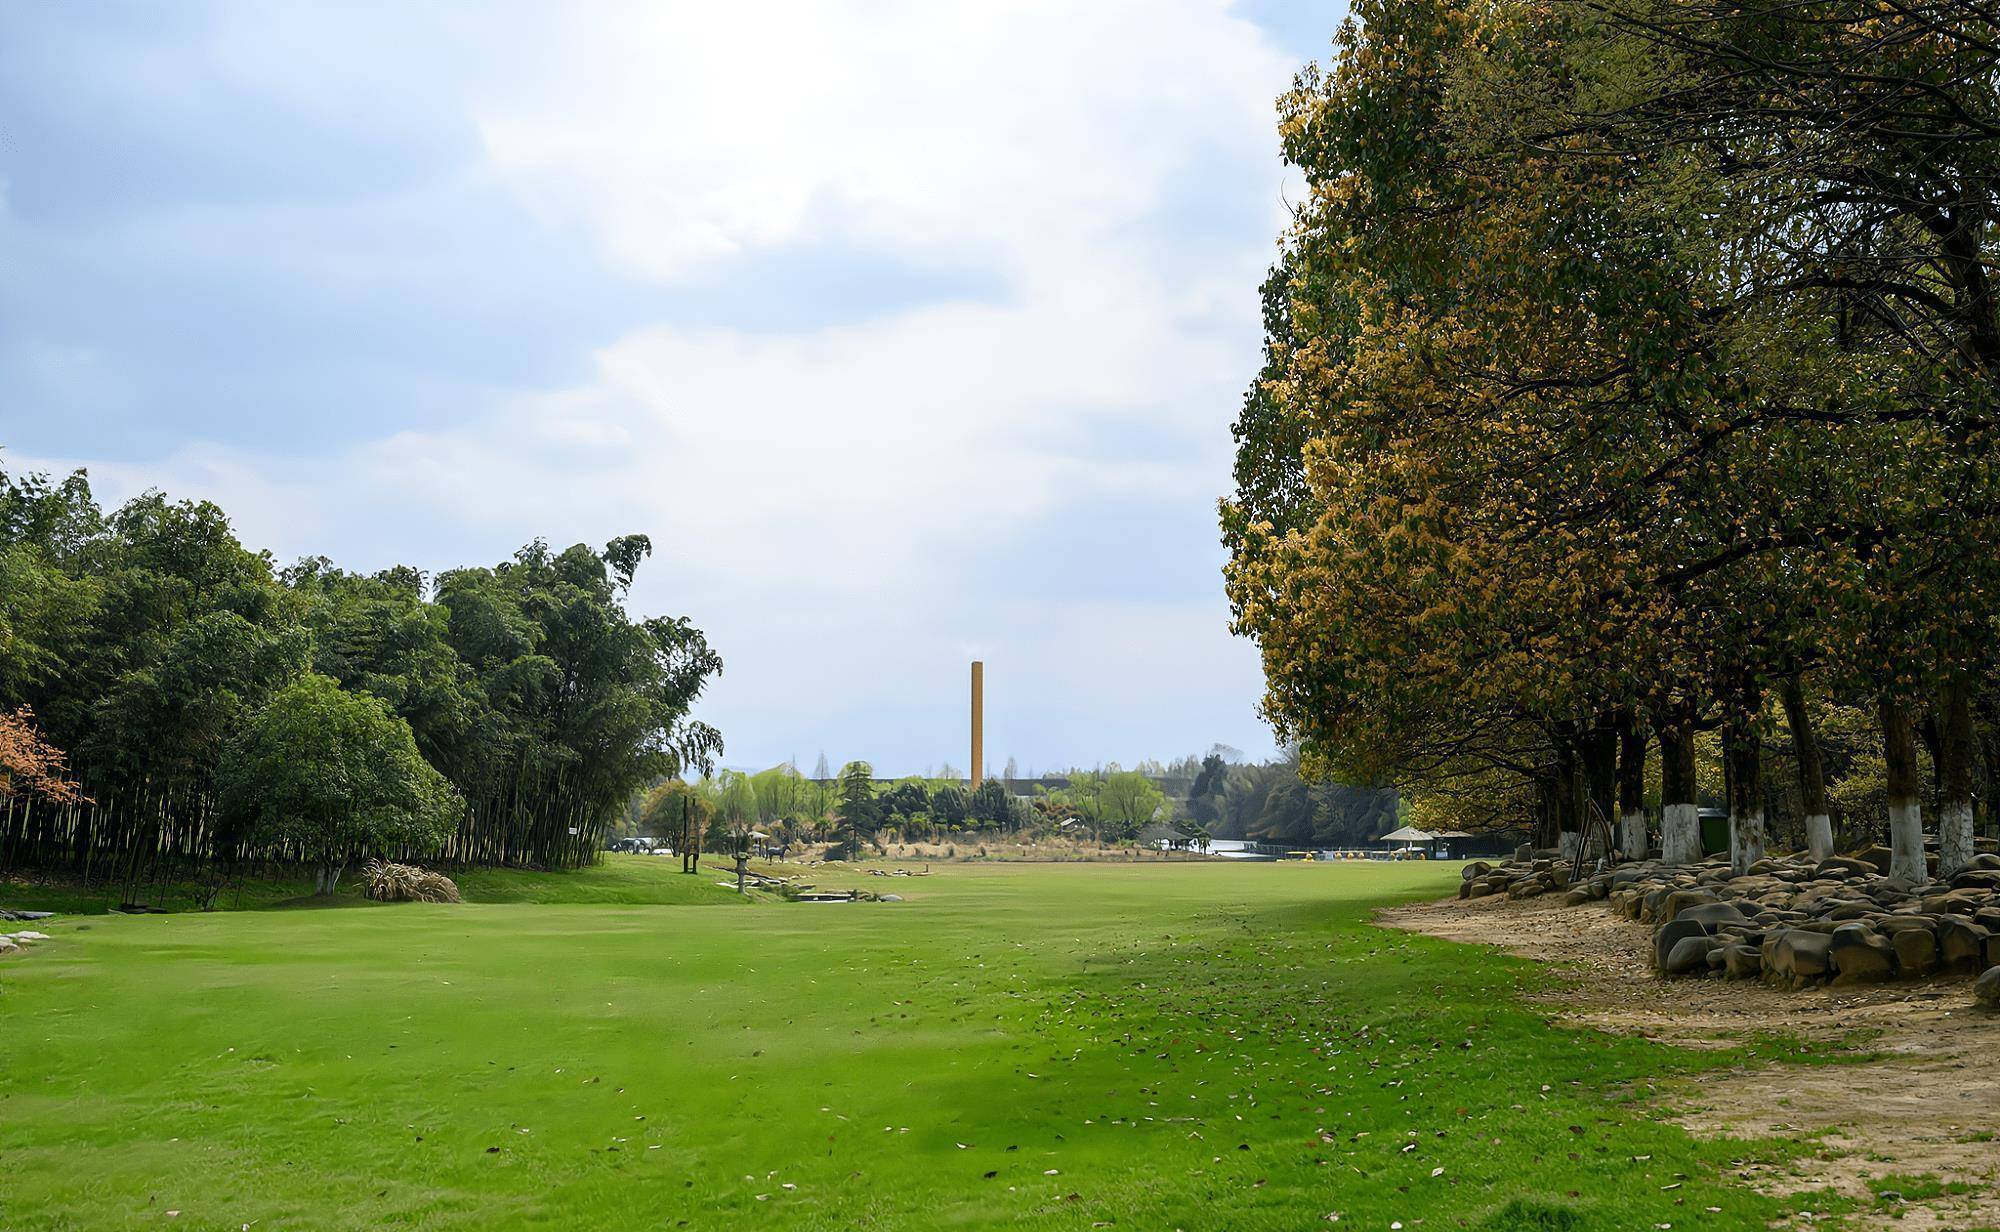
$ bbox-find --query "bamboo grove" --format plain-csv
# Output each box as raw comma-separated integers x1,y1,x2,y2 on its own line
0,466,722,895
1224,1,2000,882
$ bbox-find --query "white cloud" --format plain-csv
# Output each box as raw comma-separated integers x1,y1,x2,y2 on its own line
19,0,1300,771
476,0,1289,282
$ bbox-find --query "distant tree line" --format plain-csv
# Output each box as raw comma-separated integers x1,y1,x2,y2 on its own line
621,747,1397,855
0,465,721,896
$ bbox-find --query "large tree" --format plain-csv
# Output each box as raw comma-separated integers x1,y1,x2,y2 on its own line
218,673,462,895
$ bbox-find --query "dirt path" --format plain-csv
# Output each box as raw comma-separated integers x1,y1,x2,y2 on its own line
1380,893,2000,1230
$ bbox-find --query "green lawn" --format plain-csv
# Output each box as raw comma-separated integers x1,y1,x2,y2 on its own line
0,853,753,915
0,861,1840,1230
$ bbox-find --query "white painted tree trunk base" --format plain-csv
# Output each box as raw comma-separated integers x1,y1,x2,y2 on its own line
1887,800,1927,886
1939,801,1975,877
1804,814,1833,863
1558,831,1579,861
1619,810,1648,860
1661,803,1700,865
1729,810,1765,875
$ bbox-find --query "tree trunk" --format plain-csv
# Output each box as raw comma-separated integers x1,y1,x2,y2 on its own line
1616,712,1648,860
314,860,346,896
1725,717,1765,875
1880,691,1928,886
1937,675,1978,877
1581,714,1617,861
1779,676,1833,862
1657,710,1700,865
1551,724,1582,860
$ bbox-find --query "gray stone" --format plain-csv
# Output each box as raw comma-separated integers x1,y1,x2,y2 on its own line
1830,925,1897,983
1939,916,1993,968
1723,944,1763,979
1678,901,1749,929
1976,966,2000,1009
1857,845,1896,876
1664,935,1716,975
1764,929,1834,980
1814,856,1879,880
1891,927,1938,975
1663,888,1721,919
1655,917,1714,970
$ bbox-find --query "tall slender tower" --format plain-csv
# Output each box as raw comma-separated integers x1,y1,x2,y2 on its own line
970,660,984,787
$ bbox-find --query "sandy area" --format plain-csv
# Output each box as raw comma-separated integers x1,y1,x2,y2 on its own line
1380,893,2000,1230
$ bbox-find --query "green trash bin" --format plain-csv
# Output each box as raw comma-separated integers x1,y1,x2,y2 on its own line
1697,807,1729,857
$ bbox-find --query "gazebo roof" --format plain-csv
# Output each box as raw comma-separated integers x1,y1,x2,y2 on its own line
1379,825,1436,843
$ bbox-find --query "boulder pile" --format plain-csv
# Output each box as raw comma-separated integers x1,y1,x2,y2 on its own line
1459,848,2000,992
0,928,52,958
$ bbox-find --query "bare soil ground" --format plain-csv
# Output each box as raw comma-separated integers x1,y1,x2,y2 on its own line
1380,893,2000,1231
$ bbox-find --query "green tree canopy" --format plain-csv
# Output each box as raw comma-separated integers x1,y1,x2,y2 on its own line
218,673,462,894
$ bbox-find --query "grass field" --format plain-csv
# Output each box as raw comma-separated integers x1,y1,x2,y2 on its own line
0,859,1846,1230
0,853,755,915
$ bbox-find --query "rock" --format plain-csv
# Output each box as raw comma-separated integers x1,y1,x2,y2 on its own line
1561,888,1592,907
1664,935,1717,975
0,937,19,957
1857,845,1896,876
879,894,903,902
1678,901,1749,930
1664,888,1722,919
1763,929,1834,980
1723,944,1763,979
1814,855,1878,880
1507,876,1555,901
1830,924,1897,983
10,930,48,943
1654,917,1715,969
1461,861,1491,881
1976,966,2000,1009
1939,917,1993,968
1891,927,1939,975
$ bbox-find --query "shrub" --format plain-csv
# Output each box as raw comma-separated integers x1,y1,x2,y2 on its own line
362,860,461,904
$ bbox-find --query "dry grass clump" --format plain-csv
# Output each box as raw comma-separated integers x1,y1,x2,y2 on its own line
362,860,461,903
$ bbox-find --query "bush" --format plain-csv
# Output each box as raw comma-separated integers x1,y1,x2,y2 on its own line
362,860,461,904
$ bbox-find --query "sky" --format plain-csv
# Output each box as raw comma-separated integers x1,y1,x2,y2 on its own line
1,1,1340,778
